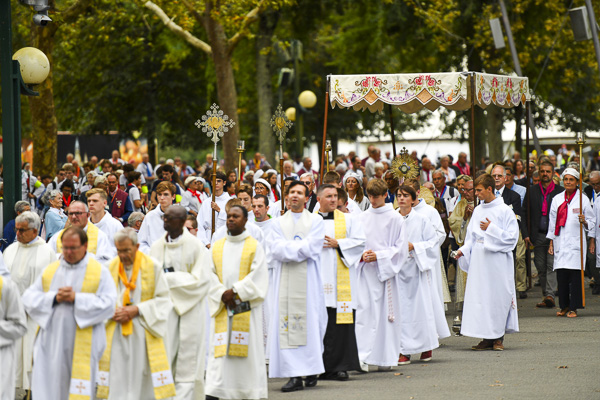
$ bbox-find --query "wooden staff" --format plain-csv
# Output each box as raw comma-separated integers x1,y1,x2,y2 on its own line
280,156,285,215
320,79,330,185
388,104,397,159
237,140,245,190
211,158,217,236
577,132,586,307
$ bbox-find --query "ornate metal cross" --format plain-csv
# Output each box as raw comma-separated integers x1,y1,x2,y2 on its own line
195,103,236,159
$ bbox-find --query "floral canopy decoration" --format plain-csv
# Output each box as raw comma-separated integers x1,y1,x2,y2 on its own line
329,72,531,113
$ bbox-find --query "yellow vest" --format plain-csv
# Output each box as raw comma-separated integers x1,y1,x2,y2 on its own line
41,259,102,400
97,252,175,400
212,236,258,358
56,222,99,254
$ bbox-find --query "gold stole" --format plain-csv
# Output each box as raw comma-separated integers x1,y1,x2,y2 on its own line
97,252,175,399
0,275,3,301
56,223,99,254
333,210,352,324
41,259,102,400
212,236,257,358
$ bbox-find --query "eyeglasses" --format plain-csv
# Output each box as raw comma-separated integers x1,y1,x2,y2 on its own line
68,212,88,217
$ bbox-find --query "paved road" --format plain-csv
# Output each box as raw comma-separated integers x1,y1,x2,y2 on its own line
15,283,600,400
268,283,600,400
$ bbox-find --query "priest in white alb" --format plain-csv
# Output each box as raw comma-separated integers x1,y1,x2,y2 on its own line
150,206,211,400
316,184,366,381
97,228,175,400
0,255,27,400
356,179,408,370
23,227,117,400
396,185,447,365
4,211,56,393
205,205,268,400
455,174,519,351
267,181,326,392
48,201,115,264
197,171,231,243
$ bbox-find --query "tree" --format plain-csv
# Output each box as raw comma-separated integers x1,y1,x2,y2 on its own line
143,0,291,170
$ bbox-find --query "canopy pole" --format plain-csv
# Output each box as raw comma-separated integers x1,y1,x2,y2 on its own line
319,79,330,185
470,73,476,178
525,101,532,290
388,104,397,159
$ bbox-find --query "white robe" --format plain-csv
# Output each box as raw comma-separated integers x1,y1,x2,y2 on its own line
397,210,446,355
355,204,408,367
547,189,594,271
92,211,125,249
197,192,232,243
267,211,327,378
205,230,269,400
0,265,27,400
150,230,211,400
138,206,166,254
4,237,57,390
48,224,115,265
211,222,265,248
106,256,173,400
458,198,519,339
320,212,366,310
22,254,117,400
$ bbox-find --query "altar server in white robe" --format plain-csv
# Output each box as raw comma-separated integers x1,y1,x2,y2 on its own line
48,201,115,264
0,256,27,400
97,228,175,400
316,184,366,381
198,171,231,244
548,168,595,318
205,205,269,400
4,211,56,392
23,227,117,400
396,185,447,366
267,181,326,392
87,188,126,247
250,194,275,352
150,206,211,400
356,179,408,370
139,181,176,253
455,174,519,351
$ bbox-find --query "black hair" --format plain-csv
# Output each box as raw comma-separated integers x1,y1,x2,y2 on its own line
288,180,309,196
229,204,248,219
253,194,269,206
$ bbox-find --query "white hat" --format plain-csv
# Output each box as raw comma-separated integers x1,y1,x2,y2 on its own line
196,177,206,186
185,176,197,187
343,171,361,187
254,169,265,183
254,178,271,192
561,167,580,180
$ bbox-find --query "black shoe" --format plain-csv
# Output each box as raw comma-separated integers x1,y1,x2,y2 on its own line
518,291,527,299
304,375,318,387
334,371,349,381
320,371,349,381
206,396,219,400
593,286,600,295
282,377,304,392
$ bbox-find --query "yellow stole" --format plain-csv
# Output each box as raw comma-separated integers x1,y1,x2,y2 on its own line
212,236,257,358
333,209,353,324
0,275,3,302
41,259,102,400
56,222,99,254
97,252,175,400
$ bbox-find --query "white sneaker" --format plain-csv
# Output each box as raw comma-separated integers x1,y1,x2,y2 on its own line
359,361,369,373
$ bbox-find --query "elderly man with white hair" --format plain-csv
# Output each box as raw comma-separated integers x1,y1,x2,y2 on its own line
127,212,145,233
4,211,56,393
97,228,174,400
548,167,595,318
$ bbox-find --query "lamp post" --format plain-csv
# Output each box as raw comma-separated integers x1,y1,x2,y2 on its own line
1,0,50,225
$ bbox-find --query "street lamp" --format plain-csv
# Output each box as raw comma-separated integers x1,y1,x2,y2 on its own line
1,0,51,224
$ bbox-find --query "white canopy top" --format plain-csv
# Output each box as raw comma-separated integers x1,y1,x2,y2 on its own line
329,72,531,113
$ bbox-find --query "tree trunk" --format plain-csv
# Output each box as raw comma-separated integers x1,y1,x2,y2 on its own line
255,12,278,166
205,12,239,172
486,106,504,163
28,23,58,176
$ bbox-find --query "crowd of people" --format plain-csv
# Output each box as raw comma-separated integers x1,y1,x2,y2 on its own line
0,142,599,400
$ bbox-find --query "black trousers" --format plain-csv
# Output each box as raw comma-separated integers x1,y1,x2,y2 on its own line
322,308,361,374
556,269,583,311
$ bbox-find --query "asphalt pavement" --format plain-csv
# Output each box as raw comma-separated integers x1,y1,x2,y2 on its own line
268,283,600,400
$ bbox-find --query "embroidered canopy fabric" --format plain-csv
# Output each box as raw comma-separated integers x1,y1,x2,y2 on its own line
329,72,531,113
